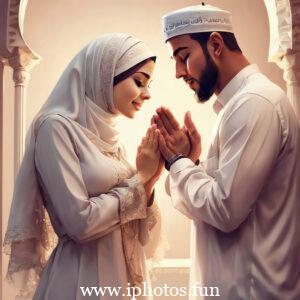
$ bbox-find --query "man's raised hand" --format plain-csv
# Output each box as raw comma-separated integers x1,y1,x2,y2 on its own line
152,106,201,163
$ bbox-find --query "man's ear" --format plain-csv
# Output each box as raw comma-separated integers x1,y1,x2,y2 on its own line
207,32,224,58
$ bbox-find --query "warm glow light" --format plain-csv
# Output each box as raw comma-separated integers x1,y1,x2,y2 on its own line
2,1,286,298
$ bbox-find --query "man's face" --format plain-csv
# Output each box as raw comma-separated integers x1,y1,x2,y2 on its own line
167,34,218,102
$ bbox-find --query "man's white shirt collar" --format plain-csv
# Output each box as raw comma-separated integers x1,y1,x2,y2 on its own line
213,64,260,114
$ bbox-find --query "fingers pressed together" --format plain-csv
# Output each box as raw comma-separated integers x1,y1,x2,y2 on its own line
142,106,200,162
142,124,159,151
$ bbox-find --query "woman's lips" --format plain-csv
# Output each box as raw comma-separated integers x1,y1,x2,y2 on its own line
132,101,143,110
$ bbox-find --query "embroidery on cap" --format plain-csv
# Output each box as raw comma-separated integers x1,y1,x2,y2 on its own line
165,16,231,33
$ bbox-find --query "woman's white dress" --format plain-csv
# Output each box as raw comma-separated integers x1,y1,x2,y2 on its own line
32,115,158,300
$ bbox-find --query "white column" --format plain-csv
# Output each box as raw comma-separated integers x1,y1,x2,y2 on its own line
8,50,35,177
0,0,41,177
264,0,300,123
282,53,300,121
0,1,39,299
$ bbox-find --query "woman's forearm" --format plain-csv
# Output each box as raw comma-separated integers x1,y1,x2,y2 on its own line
143,178,157,206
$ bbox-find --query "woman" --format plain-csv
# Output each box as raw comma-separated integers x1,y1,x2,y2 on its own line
4,33,163,300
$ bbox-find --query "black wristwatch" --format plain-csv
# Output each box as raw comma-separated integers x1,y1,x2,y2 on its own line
165,154,185,171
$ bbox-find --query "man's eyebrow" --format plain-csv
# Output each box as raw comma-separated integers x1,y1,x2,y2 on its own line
135,72,150,79
172,47,188,58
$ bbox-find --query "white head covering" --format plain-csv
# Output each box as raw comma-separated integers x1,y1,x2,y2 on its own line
162,4,233,42
35,33,155,152
3,33,155,298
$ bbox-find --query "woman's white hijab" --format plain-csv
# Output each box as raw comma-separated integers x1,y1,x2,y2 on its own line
3,33,155,298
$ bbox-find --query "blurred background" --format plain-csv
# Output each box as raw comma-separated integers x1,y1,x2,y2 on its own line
2,0,285,299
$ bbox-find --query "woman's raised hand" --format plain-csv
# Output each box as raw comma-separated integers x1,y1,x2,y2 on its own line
136,124,164,184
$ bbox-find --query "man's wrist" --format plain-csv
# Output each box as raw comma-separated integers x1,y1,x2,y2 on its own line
165,154,185,171
188,154,200,164
190,157,200,165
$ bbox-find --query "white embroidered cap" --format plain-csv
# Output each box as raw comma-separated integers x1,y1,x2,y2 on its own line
162,4,233,42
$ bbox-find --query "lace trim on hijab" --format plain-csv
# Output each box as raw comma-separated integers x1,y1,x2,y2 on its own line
3,207,58,299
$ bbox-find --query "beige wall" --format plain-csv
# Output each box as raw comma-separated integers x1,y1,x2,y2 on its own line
2,65,14,300
0,62,3,300
2,0,285,299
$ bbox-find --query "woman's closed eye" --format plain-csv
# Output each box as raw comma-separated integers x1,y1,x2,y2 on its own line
134,78,152,88
134,79,144,87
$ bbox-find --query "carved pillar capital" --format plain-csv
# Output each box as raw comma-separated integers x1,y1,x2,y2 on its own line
12,69,30,87
1,0,41,87
281,53,300,85
8,49,38,87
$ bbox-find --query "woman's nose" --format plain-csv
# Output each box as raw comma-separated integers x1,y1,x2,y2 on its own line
141,87,151,100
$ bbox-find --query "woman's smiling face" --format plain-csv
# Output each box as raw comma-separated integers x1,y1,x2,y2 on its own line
113,59,155,119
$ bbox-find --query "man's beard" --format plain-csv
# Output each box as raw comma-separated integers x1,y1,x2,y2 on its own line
194,51,218,103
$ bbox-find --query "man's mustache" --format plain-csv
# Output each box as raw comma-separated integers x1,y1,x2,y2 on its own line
184,77,200,84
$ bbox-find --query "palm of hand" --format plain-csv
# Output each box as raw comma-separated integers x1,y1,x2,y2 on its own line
154,108,191,158
136,127,161,183
154,107,202,163
152,154,164,180
167,128,191,157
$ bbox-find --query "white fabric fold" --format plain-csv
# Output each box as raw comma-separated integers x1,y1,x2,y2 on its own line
4,33,156,298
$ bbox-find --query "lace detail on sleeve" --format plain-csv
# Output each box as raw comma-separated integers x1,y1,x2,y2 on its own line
140,201,169,262
117,174,148,287
146,202,160,231
139,202,160,247
121,221,144,286
140,200,169,276
119,174,147,225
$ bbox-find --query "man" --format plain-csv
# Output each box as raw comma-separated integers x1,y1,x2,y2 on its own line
153,3,300,300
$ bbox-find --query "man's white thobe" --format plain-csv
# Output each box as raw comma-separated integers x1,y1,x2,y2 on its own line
168,65,300,299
